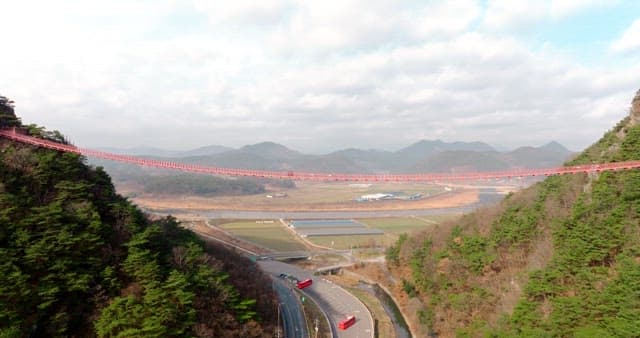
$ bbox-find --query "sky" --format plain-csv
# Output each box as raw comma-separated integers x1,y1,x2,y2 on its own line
1,0,639,154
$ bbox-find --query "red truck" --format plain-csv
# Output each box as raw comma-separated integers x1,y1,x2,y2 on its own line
338,315,356,330
296,278,312,289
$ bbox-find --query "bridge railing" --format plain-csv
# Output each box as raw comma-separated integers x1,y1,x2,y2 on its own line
2,129,639,182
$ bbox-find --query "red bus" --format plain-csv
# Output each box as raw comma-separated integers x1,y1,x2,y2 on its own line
296,279,312,289
338,315,356,330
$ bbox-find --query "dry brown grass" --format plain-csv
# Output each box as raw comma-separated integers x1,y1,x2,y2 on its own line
122,182,480,212
392,176,586,336
351,262,432,338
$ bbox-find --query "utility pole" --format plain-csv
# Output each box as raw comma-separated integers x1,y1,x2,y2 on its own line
314,318,319,338
276,303,281,338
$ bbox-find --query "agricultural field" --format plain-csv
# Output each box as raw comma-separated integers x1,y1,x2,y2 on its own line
307,234,394,250
213,214,463,252
127,181,476,212
359,214,461,235
217,220,305,252
275,181,444,204
306,215,463,249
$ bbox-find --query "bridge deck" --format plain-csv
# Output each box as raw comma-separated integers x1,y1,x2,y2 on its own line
2,128,640,182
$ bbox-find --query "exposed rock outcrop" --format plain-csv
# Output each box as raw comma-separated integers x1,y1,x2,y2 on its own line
632,89,640,125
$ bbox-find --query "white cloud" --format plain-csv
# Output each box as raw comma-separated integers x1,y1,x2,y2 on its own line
190,0,290,25
0,0,638,154
409,0,482,38
482,0,615,31
550,0,615,18
482,0,548,31
267,0,400,53
267,0,482,55
611,18,640,53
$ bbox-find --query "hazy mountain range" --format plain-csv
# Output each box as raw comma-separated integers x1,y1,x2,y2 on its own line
95,139,574,176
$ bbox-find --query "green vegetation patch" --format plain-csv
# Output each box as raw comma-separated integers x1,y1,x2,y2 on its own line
498,168,640,337
386,116,640,337
359,216,454,235
219,221,305,252
308,234,391,250
0,112,277,337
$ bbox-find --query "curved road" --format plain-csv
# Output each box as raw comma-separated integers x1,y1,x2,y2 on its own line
192,226,373,337
259,260,374,338
272,278,308,338
188,227,310,337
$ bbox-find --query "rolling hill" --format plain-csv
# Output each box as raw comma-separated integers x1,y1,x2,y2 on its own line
0,98,277,337
396,139,497,165
95,138,571,175
92,138,573,196
410,142,572,173
384,89,640,337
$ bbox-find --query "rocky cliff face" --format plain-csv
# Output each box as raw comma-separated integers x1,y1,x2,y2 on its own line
631,89,640,125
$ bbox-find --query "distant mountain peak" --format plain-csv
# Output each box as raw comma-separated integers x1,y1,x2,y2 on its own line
239,141,302,160
241,141,293,152
539,141,571,154
397,139,495,158
411,139,445,147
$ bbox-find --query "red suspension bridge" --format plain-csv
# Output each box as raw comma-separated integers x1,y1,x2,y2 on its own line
2,128,640,182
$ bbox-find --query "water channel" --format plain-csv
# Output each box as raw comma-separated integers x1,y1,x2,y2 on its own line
357,282,411,338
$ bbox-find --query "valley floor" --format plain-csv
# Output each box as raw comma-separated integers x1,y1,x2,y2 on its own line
120,181,502,212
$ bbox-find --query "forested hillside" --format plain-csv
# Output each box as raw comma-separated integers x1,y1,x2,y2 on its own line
387,91,640,337
0,97,277,337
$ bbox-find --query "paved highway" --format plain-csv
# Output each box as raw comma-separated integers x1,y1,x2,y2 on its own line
272,278,308,338
259,260,374,338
